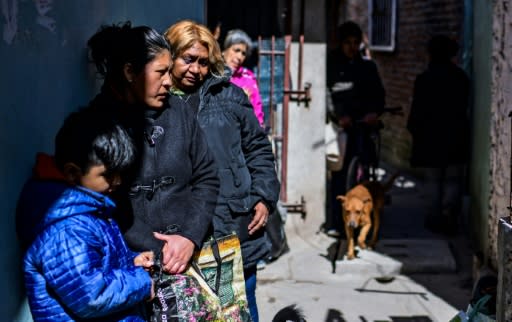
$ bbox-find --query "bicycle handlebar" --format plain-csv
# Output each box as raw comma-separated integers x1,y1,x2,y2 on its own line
382,106,404,116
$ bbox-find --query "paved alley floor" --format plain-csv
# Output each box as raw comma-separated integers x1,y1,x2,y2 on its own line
256,169,473,322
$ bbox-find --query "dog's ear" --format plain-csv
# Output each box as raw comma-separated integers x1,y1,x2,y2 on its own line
363,197,372,204
336,195,346,202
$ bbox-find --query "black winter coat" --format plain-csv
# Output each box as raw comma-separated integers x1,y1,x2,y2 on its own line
87,89,219,253
327,50,386,121
188,72,280,269
407,62,470,167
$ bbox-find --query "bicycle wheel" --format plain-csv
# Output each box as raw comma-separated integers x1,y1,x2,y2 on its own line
345,156,366,192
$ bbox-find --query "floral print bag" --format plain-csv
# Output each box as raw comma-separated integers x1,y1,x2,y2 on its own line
149,233,252,322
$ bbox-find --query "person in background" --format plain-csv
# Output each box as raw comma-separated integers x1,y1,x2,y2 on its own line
222,28,265,127
164,20,280,322
325,20,386,237
21,110,154,321
407,35,470,235
86,22,219,274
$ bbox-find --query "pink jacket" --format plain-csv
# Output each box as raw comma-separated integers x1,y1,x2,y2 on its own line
230,67,264,127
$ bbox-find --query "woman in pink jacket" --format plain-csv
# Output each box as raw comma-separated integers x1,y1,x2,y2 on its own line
222,29,265,127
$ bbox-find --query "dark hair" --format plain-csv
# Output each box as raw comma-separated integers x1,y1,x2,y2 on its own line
337,21,362,43
54,109,136,175
428,35,458,62
87,21,170,85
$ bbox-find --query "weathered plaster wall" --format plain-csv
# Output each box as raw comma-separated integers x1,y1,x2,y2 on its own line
488,0,512,268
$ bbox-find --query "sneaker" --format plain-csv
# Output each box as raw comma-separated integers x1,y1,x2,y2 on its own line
256,259,267,270
326,229,341,238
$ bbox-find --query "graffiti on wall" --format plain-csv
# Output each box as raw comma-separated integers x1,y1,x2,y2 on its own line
2,0,17,44
34,0,55,32
1,0,56,45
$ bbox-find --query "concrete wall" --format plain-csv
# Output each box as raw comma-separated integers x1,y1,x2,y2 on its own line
283,0,326,237
0,1,204,320
286,42,326,237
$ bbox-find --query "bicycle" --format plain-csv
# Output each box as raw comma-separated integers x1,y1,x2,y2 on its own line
344,106,403,192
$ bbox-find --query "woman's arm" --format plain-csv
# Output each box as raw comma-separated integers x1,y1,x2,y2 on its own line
235,87,280,229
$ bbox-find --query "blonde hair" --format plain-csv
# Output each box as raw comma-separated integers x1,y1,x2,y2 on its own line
164,20,225,77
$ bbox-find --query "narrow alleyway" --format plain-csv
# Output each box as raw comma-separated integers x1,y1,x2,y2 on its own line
257,164,474,321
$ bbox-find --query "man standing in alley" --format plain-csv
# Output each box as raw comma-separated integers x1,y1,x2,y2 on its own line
407,35,470,235
324,20,386,237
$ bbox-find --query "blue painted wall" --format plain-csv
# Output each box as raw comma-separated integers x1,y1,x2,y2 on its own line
0,1,204,320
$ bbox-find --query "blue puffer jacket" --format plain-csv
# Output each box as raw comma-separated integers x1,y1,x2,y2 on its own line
23,184,152,322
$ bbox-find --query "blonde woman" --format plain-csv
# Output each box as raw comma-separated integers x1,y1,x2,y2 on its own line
165,20,280,322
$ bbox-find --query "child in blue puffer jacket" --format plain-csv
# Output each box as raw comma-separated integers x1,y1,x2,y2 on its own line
21,110,155,321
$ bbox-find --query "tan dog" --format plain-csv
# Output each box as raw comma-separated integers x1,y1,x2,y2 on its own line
336,185,373,260
336,172,399,260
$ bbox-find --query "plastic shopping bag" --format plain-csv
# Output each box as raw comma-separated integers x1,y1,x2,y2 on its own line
148,232,251,322
448,295,496,322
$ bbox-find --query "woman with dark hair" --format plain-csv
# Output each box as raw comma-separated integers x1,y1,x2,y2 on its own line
86,22,219,275
164,20,280,322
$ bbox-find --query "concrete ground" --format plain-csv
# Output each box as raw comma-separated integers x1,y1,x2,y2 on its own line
256,168,474,322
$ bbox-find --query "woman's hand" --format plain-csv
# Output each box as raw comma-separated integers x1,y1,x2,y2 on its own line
248,201,269,235
153,233,195,274
134,251,154,271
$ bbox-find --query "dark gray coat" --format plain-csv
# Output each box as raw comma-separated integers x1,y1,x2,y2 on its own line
327,50,385,121
88,90,219,254
190,72,280,269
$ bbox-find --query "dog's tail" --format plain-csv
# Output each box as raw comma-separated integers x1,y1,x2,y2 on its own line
382,171,400,192
272,304,307,322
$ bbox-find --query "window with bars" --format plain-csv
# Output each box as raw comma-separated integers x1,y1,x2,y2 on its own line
368,0,397,52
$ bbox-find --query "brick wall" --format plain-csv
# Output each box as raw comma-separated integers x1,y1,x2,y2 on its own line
345,0,465,169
